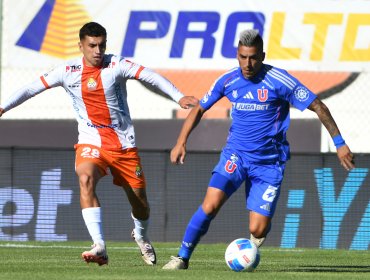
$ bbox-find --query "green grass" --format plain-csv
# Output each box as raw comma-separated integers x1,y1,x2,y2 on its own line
0,241,369,280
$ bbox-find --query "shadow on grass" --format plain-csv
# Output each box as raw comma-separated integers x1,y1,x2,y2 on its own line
287,265,370,273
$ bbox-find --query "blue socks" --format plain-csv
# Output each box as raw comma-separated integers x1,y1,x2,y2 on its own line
178,206,214,260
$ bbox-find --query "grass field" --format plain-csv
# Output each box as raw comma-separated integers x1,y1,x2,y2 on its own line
0,241,369,280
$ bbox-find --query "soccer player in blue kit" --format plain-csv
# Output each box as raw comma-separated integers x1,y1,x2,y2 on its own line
162,29,355,270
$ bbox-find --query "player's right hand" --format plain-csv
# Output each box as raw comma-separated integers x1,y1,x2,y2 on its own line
0,108,4,117
178,96,199,109
170,144,186,165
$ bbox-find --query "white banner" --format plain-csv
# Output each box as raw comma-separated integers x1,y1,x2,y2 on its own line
3,0,370,71
1,0,369,154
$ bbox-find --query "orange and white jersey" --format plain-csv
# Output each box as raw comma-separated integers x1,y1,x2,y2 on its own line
1,55,184,150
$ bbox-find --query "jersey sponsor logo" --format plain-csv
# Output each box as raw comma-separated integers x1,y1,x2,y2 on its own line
66,65,82,72
243,91,254,99
225,77,240,88
262,185,278,202
233,103,270,111
86,122,120,129
294,86,310,102
43,67,57,77
67,84,81,89
257,87,268,102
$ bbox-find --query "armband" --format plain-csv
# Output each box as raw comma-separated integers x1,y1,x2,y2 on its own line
333,135,346,148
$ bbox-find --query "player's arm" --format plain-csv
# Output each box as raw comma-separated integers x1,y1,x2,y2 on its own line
171,104,206,164
0,80,46,116
0,66,63,117
139,69,198,109
121,59,198,108
308,98,355,171
178,95,199,109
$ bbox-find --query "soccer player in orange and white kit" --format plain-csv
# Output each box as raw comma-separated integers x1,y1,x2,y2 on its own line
0,22,198,266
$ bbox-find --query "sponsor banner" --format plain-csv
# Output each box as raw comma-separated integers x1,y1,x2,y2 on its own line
1,0,368,150
1,148,369,250
3,0,370,71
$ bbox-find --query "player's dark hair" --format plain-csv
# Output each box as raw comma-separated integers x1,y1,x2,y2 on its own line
79,22,107,40
238,29,263,51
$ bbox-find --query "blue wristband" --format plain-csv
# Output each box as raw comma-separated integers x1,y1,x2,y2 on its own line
333,135,346,148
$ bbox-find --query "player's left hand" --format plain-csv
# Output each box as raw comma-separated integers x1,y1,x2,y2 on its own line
0,108,4,117
337,145,355,171
179,96,199,109
170,143,186,165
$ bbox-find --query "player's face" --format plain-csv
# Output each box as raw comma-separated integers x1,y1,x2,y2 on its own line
79,35,107,67
237,45,265,79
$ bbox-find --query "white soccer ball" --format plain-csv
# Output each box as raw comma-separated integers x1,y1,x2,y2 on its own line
225,238,260,272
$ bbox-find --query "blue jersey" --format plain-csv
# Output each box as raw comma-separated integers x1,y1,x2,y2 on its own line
200,64,317,162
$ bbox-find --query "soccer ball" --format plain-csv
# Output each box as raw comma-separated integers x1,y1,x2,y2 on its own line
225,238,260,272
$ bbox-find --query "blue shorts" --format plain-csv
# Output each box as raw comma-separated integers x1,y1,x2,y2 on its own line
208,147,285,218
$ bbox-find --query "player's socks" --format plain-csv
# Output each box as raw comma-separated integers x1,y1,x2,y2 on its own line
250,223,272,248
131,213,156,265
131,213,149,240
82,207,105,245
178,206,214,260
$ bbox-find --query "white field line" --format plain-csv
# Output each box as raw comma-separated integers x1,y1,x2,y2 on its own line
0,243,305,253
0,243,172,251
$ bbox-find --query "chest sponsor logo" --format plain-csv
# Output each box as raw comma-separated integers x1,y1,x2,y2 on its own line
233,103,270,111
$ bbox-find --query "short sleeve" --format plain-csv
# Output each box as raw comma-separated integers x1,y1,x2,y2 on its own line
199,79,225,110
277,70,317,111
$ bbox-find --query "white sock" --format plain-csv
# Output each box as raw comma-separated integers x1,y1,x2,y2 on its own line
250,233,266,248
131,213,149,241
82,207,105,246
